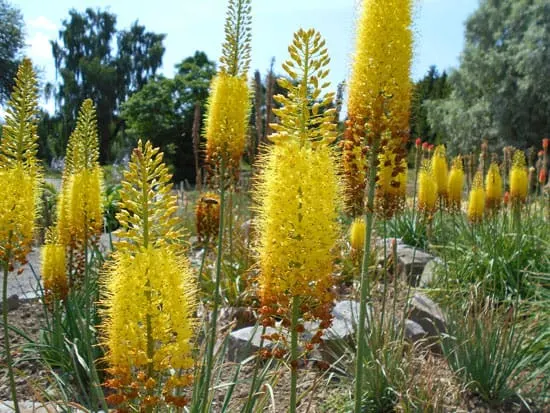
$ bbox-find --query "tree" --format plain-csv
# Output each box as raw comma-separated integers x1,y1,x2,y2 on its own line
51,8,165,163
410,65,451,144
121,52,216,183
426,0,550,153
0,0,25,104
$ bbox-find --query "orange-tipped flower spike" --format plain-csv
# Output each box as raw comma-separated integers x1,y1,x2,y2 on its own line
509,150,528,205
485,162,502,211
375,146,407,218
102,140,196,410
447,156,464,212
468,172,485,223
342,0,413,216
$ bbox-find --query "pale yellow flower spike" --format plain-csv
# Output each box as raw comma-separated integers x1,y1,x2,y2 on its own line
509,151,528,205
417,160,437,214
447,156,464,211
468,172,485,223
0,58,42,267
431,145,449,200
485,162,502,211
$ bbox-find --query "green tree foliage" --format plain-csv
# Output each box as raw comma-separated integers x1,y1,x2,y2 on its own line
51,8,165,163
0,0,25,104
121,52,216,183
410,65,451,144
426,0,550,153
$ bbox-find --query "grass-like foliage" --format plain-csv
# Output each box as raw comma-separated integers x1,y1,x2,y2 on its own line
441,300,543,407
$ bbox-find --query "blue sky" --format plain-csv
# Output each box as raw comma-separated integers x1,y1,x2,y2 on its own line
11,0,479,114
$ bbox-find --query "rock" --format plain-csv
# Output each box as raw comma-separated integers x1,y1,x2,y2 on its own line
396,246,434,286
375,237,404,258
403,319,427,343
218,307,257,331
0,294,19,312
408,293,446,339
419,258,443,288
226,326,279,363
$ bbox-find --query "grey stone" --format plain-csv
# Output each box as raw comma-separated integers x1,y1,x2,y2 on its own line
396,246,434,285
419,258,443,288
403,319,427,343
0,401,92,412
226,326,280,362
0,294,19,312
408,293,446,338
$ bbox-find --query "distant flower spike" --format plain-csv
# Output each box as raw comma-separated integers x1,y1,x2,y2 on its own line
509,151,528,205
41,231,68,304
447,156,464,212
485,162,502,211
204,0,252,183
417,160,437,214
468,171,485,223
431,145,449,200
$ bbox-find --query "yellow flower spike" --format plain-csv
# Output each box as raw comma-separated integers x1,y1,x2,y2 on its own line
485,162,502,211
41,232,68,303
0,58,42,267
417,160,437,214
431,145,449,200
509,151,528,204
115,140,186,255
255,29,339,329
343,0,413,216
102,140,197,410
447,156,464,212
350,218,366,251
195,192,220,243
204,73,251,179
204,0,252,183
468,172,485,223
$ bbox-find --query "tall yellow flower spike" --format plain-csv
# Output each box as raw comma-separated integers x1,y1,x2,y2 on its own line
102,140,196,410
509,150,528,205
485,162,502,211
0,58,42,267
447,156,464,211
468,171,485,223
54,99,103,277
431,145,449,200
204,0,252,183
343,0,413,216
417,160,437,214
255,28,339,351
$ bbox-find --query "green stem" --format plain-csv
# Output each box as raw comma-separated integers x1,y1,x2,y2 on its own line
202,166,226,411
354,138,380,413
379,219,389,339
289,295,300,413
2,254,20,413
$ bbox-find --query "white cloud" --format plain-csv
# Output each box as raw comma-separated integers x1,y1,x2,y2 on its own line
27,16,57,32
27,32,53,60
